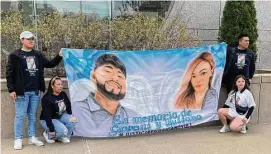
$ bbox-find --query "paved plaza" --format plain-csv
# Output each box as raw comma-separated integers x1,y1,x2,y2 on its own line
1,124,271,154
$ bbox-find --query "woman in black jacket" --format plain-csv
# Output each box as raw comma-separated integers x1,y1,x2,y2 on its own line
40,76,77,144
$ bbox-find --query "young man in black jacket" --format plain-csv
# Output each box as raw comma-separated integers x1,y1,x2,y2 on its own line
222,34,256,94
6,31,63,150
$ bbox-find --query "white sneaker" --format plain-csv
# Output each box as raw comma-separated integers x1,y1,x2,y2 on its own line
43,132,55,143
57,137,70,143
240,125,247,134
28,136,44,146
14,139,22,150
219,125,231,133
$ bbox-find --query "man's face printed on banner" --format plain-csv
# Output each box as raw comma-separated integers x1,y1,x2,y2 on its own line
92,63,126,101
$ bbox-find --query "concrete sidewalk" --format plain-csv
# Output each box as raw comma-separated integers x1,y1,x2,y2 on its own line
1,124,271,154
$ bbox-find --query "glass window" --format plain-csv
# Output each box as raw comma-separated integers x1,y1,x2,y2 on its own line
35,1,109,18
113,0,172,18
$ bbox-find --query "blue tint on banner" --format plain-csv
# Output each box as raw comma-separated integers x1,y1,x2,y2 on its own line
63,43,227,137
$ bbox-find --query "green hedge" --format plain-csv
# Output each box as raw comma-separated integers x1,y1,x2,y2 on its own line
218,1,258,59
1,10,199,78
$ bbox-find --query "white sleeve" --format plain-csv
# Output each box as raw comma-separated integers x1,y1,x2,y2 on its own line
225,91,234,107
225,97,231,107
246,91,256,108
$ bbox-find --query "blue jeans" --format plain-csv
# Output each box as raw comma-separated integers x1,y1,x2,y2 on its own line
14,91,40,139
40,113,76,139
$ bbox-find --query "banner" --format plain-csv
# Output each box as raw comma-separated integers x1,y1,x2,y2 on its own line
63,43,227,137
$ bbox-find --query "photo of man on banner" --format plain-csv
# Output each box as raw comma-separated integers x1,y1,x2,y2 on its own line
69,54,138,137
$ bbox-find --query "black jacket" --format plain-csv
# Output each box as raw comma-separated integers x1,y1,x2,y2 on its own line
223,47,255,82
40,91,72,132
6,49,62,95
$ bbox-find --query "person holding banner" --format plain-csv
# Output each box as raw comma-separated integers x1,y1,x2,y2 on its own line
174,52,218,110
6,31,63,150
40,76,77,143
70,54,138,137
218,75,255,134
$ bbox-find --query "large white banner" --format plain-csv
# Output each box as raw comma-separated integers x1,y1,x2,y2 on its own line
63,43,227,137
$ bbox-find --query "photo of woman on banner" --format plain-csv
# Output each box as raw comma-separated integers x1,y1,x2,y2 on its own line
69,53,138,137
174,51,218,110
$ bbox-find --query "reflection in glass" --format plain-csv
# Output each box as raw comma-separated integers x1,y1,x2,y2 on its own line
113,1,172,18
35,1,109,19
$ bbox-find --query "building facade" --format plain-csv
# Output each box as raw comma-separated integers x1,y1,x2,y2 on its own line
168,1,271,69
1,0,271,69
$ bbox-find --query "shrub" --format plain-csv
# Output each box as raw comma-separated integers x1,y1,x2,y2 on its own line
1,10,198,78
218,1,258,59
